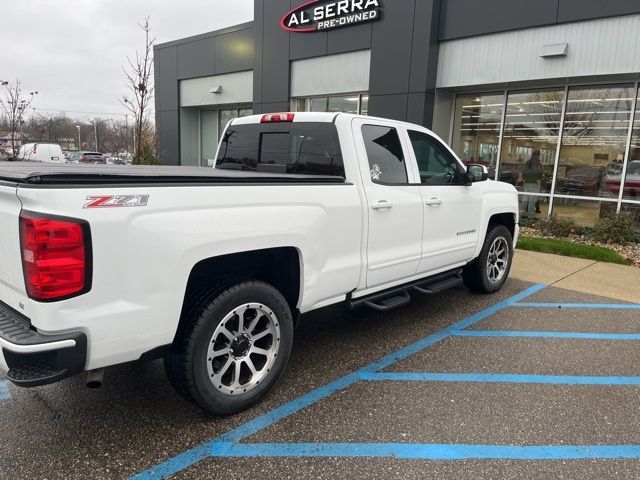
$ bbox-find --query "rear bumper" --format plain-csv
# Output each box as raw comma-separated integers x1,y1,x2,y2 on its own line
0,300,86,387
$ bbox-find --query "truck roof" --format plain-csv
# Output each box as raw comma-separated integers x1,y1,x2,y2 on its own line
231,111,342,125
0,162,346,186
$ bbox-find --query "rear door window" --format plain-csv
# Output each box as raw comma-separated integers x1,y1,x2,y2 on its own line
216,123,345,177
361,125,408,184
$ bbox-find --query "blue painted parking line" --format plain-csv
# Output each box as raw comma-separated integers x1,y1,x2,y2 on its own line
210,442,640,460
131,284,547,479
359,284,548,373
0,380,10,401
512,302,640,309
452,330,640,341
359,371,640,385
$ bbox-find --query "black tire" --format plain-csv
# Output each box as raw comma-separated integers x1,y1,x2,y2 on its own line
462,224,513,293
164,276,239,401
165,279,294,415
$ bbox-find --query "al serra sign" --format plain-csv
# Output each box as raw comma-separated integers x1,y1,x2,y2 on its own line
281,0,382,32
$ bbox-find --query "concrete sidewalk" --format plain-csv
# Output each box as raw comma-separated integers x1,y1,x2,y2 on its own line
511,249,640,303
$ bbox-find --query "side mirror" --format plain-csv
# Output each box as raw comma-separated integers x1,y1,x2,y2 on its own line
466,164,490,183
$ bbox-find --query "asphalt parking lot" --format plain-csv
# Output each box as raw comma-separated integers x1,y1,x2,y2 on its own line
1,275,640,479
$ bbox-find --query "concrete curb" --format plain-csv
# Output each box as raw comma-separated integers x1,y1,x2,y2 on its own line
511,249,640,303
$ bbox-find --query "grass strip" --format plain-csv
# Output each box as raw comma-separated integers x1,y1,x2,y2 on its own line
516,236,629,265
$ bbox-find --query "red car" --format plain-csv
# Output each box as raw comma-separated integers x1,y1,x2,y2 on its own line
603,161,640,199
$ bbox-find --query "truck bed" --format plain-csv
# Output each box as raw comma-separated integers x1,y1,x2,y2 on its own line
0,162,345,186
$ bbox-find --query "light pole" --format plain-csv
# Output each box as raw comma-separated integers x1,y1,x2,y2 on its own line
75,125,81,151
89,118,98,151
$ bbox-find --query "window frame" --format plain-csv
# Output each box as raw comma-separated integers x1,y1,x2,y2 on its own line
291,92,370,115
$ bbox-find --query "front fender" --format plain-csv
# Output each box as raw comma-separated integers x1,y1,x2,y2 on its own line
472,185,519,260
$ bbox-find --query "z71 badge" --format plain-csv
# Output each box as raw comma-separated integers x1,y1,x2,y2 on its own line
84,194,149,208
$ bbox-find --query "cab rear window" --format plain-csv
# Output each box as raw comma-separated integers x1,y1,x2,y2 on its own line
216,122,345,177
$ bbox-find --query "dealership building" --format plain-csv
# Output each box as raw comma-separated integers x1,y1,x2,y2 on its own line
155,0,640,228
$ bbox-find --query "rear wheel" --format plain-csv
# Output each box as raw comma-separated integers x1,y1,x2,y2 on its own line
463,225,513,293
165,279,293,415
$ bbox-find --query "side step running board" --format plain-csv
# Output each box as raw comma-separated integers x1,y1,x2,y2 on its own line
413,274,463,295
348,269,464,311
363,290,411,311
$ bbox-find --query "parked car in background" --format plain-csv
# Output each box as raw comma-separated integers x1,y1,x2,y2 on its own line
18,143,65,163
560,166,604,195
66,152,81,164
111,152,133,165
76,151,107,164
1,145,16,160
603,160,640,199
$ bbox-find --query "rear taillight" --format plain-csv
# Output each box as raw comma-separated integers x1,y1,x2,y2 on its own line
19,212,91,301
261,113,295,123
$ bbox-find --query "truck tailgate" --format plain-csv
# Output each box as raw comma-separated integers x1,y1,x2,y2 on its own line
0,183,27,311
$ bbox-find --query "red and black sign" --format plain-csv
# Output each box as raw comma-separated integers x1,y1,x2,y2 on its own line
280,0,382,33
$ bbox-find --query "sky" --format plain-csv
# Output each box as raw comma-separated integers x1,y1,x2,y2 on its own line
1,0,253,122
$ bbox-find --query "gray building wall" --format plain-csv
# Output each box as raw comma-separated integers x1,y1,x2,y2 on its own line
252,0,441,127
439,0,640,40
437,13,640,89
154,23,254,165
155,0,640,166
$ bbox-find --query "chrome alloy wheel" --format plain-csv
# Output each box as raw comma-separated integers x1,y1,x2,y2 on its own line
486,236,509,284
206,303,280,395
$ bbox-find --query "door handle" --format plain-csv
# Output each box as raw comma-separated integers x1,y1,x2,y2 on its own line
371,201,393,210
425,197,442,206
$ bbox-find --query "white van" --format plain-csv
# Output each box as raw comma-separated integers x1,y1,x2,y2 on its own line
18,143,65,163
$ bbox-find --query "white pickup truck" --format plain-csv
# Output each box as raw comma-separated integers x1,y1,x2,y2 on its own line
0,112,519,414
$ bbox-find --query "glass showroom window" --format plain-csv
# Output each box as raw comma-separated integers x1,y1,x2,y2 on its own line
201,107,253,167
360,95,369,116
219,107,253,137
620,203,640,230
552,85,634,226
618,86,640,202
499,89,565,220
555,85,634,199
451,93,505,172
552,198,617,227
201,110,218,167
291,94,368,115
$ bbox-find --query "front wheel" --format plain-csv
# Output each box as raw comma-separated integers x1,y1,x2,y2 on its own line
165,279,294,415
463,225,513,293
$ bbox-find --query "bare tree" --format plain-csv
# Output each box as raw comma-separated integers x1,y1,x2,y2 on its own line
22,113,134,154
27,113,74,145
120,16,156,164
111,119,132,154
0,79,37,156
